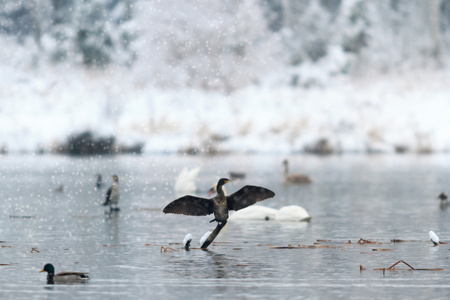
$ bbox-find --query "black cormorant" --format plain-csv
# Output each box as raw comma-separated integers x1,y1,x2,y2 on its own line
163,178,275,224
102,175,120,211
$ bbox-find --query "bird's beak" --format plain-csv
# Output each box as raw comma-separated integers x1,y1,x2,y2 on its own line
225,179,233,184
39,269,45,273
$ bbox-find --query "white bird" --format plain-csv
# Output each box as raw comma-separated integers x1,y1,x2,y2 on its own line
175,167,200,193
274,205,311,222
183,233,192,250
429,230,439,246
229,206,278,221
229,205,311,222
199,231,212,246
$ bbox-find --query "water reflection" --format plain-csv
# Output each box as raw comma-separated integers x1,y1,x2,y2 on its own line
104,212,120,242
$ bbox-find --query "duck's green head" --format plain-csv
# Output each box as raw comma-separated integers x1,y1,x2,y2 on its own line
40,263,54,274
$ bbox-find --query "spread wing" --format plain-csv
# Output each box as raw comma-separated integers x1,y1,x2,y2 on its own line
227,185,275,211
163,196,214,216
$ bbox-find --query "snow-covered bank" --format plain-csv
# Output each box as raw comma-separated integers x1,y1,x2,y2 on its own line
1,63,450,155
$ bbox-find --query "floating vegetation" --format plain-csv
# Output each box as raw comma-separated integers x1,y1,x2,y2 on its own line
374,260,443,271
390,239,421,243
356,238,381,245
160,246,178,253
31,248,40,253
269,244,344,250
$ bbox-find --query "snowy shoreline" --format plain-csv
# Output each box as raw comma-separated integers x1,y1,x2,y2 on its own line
1,67,450,155
0,68,450,154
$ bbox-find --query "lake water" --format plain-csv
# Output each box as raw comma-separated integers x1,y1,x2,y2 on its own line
1,153,450,299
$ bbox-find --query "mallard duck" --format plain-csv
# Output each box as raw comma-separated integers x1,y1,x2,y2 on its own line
39,263,89,284
163,178,275,224
102,175,120,211
282,159,312,184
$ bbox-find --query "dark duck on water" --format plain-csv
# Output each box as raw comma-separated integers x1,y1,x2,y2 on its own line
39,263,89,284
163,178,275,224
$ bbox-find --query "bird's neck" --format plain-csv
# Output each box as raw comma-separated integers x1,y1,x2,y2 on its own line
47,273,54,284
217,185,226,197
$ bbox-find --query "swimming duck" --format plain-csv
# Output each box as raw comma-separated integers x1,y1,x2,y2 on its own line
95,174,103,189
39,263,89,284
282,159,312,184
102,175,120,211
163,178,275,224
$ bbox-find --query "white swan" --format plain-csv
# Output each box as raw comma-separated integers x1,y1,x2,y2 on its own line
175,167,200,193
229,206,278,221
229,205,311,222
274,205,311,222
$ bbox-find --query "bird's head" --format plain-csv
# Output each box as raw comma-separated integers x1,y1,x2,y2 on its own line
40,263,55,274
217,178,231,188
282,159,288,165
112,175,119,183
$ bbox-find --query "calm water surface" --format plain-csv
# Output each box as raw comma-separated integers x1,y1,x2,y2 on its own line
1,154,450,299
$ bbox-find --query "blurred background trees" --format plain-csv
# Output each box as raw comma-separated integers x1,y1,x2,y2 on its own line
0,0,448,92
